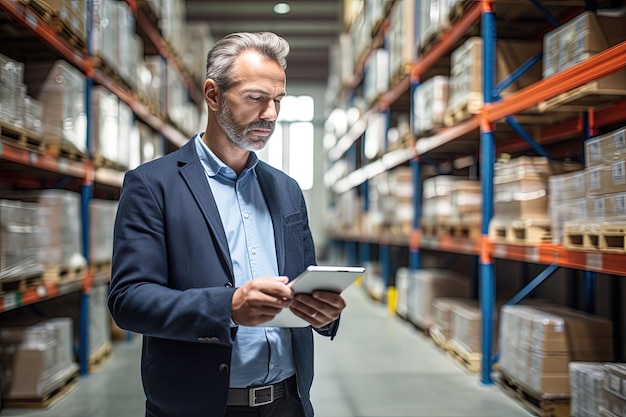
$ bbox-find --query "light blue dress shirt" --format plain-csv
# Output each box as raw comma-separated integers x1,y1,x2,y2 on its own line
195,134,296,388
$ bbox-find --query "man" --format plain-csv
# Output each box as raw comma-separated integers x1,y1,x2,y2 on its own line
108,32,347,417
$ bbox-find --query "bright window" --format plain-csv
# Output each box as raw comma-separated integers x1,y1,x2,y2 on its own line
259,95,315,190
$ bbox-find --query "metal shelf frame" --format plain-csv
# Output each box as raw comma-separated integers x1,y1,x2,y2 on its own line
328,0,626,385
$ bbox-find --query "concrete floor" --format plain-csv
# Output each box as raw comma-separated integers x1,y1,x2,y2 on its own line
1,285,532,417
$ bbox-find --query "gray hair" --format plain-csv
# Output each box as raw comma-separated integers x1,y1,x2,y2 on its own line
206,32,289,90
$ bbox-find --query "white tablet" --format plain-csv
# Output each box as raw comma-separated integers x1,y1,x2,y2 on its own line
257,265,365,328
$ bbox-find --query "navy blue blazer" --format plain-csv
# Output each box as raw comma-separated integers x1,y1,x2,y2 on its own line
108,138,337,417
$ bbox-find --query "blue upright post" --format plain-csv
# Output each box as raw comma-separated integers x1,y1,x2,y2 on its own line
581,110,596,313
409,78,421,272
480,1,497,385
78,0,94,376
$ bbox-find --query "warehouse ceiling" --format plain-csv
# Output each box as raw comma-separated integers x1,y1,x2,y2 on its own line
184,0,344,85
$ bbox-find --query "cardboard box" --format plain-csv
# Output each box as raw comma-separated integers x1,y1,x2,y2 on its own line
388,0,419,79
587,161,626,196
585,127,626,168
528,372,570,395
413,76,449,135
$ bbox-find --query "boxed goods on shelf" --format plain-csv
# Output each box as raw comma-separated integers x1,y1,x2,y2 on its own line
0,200,43,283
0,53,25,128
412,76,449,136
445,37,542,125
540,11,626,111
430,297,476,347
397,267,472,330
24,60,87,155
421,175,482,234
89,199,118,265
160,0,187,55
363,49,390,105
137,121,165,164
91,86,120,165
601,364,626,415
7,190,86,276
548,170,587,244
388,0,419,81
419,0,462,50
449,299,499,356
499,304,613,396
585,127,626,168
139,56,167,119
586,161,626,196
569,362,605,417
43,0,88,45
0,318,78,401
89,283,112,365
182,23,214,86
490,156,581,245
92,0,137,88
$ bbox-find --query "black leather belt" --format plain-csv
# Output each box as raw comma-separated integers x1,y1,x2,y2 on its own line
228,376,296,407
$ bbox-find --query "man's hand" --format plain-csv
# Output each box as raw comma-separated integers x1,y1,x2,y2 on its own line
288,291,347,328
231,276,293,326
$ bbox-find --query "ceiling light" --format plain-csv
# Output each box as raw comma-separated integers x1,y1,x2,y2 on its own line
273,3,291,14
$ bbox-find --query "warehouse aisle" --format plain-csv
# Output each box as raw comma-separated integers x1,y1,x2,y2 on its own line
1,285,532,417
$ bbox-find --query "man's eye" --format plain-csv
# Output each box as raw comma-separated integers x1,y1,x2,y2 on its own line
248,96,262,101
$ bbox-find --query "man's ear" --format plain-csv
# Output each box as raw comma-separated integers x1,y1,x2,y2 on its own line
204,79,220,112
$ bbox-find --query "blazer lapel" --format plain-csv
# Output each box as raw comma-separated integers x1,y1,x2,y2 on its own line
177,140,234,280
256,164,286,276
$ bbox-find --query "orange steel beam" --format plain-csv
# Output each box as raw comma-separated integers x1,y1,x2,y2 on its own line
486,41,626,122
415,114,481,155
410,1,481,81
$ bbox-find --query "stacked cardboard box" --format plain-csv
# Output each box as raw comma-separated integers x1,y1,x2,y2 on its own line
570,362,606,417
0,53,43,135
89,199,118,265
419,0,462,49
413,76,449,136
363,49,390,106
500,304,613,396
601,364,626,417
548,170,587,244
0,200,43,283
430,297,476,343
421,175,482,229
445,37,541,125
398,268,472,330
43,0,88,45
10,190,86,273
388,0,419,81
0,318,78,400
449,300,500,357
24,60,87,155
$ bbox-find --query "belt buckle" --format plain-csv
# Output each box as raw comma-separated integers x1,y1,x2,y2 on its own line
249,385,274,407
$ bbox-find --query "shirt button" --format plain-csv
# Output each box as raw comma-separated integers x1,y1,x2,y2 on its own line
269,363,275,370
243,213,249,219
251,248,257,255
219,363,230,374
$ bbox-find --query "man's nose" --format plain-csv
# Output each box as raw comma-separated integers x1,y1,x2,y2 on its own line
260,100,279,121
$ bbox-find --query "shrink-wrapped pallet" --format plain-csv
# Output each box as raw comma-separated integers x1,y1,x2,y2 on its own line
499,304,613,396
89,199,118,265
0,53,25,126
0,200,43,282
548,170,587,244
399,267,472,330
430,297,476,343
388,0,419,80
9,190,86,273
569,362,606,417
0,318,78,400
412,76,449,135
24,60,87,155
446,37,541,125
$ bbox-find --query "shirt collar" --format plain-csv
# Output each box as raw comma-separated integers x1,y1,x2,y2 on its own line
194,132,260,179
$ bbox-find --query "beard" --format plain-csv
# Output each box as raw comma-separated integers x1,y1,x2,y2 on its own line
217,94,275,152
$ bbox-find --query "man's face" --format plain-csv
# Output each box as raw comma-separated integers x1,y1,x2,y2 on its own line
216,51,286,151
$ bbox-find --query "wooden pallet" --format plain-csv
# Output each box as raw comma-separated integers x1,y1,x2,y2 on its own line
18,0,86,51
0,273,43,294
561,222,624,252
443,96,483,127
3,371,78,409
92,152,128,172
446,339,481,373
89,341,112,372
429,325,451,352
538,81,626,113
489,220,551,245
91,55,134,93
0,121,45,153
44,138,86,162
42,263,86,283
599,223,626,253
499,373,570,417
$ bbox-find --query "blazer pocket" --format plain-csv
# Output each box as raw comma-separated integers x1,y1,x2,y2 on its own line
284,211,303,226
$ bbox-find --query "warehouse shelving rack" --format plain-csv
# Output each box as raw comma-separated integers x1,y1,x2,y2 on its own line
327,0,626,385
0,0,200,375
